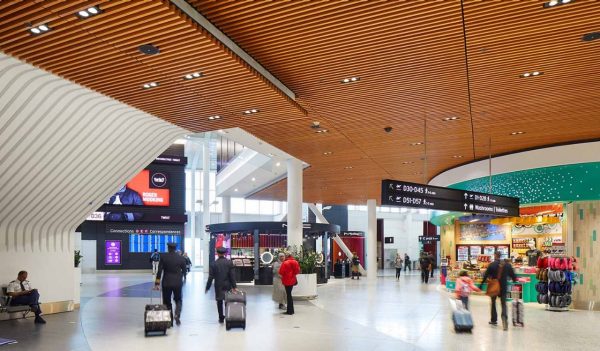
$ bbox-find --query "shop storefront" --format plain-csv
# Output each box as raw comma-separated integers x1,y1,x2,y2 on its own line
439,205,566,304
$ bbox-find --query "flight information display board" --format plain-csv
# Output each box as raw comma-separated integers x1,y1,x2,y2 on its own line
381,179,519,216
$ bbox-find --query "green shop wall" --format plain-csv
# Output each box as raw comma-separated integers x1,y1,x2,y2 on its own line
573,201,600,310
449,162,600,204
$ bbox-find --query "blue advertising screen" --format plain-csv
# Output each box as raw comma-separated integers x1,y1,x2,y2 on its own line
129,234,181,253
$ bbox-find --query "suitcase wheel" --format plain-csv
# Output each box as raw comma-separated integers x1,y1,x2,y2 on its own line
243,322,246,330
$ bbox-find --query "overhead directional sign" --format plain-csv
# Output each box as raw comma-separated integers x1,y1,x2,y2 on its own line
381,179,520,216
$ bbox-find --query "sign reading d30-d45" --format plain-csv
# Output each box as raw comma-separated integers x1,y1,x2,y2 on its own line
381,179,520,216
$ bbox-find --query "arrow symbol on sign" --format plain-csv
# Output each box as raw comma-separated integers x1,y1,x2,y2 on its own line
464,203,468,209
389,196,393,201
464,193,468,199
389,184,394,190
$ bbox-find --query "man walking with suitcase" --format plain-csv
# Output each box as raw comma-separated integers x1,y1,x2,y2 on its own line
155,242,187,326
205,246,237,324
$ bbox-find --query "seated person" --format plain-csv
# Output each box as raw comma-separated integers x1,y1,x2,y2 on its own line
6,271,46,324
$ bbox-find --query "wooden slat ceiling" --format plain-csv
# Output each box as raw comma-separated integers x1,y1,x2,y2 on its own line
2,1,600,205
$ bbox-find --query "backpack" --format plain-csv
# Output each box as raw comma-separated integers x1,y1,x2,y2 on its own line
151,253,160,262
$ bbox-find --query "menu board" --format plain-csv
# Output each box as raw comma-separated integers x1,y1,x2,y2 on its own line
105,240,121,265
484,246,496,255
497,246,509,259
457,246,469,261
470,246,482,257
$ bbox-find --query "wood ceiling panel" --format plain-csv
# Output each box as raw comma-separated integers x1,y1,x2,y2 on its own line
2,1,598,205
193,0,600,204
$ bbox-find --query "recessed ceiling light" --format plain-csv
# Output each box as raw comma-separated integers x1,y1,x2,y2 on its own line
341,77,360,84
76,6,102,19
315,129,329,134
251,177,256,181
582,32,600,42
268,153,274,157
207,115,221,120
234,188,238,192
443,116,460,121
402,161,414,164
242,109,259,115
544,0,572,7
138,44,160,55
510,131,525,135
28,24,51,35
142,82,159,89
183,72,203,80
410,142,424,146
276,162,281,167
323,151,333,155
520,71,543,78
453,155,463,158
344,166,353,169
346,177,353,180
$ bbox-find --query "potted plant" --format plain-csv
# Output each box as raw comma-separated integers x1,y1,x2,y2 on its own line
74,250,83,268
289,245,319,299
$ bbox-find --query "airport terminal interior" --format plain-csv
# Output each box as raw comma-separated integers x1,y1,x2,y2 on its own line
1,1,600,350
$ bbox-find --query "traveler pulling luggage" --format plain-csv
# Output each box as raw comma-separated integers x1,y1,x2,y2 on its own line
144,288,172,336
511,284,525,327
450,298,473,333
225,290,246,330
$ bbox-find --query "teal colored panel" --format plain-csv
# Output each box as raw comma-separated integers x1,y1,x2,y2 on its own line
594,230,597,241
449,162,600,204
580,274,584,285
577,246,580,258
580,209,584,220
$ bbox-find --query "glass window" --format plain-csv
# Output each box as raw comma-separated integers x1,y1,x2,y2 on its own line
260,200,274,215
231,197,245,214
358,205,367,211
246,200,260,214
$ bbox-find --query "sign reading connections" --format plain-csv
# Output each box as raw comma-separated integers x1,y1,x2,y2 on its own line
381,179,520,216
418,235,441,243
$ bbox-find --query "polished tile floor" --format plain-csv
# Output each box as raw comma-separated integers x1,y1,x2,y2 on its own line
1,270,599,350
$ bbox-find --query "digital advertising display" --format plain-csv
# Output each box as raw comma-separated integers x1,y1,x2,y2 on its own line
129,234,181,253
107,170,170,207
105,240,121,265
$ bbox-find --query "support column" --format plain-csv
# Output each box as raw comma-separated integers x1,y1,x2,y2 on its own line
202,136,211,272
286,159,303,248
222,196,231,223
367,199,377,278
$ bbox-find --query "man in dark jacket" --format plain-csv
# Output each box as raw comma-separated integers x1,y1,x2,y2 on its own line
419,253,431,283
481,252,518,330
404,253,411,272
154,242,187,326
205,246,237,323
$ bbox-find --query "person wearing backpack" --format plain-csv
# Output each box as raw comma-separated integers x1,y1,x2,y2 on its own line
481,252,518,330
150,249,160,275
455,270,481,310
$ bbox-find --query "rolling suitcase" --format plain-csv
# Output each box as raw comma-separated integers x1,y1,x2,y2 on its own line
225,290,246,330
144,289,171,336
450,299,473,333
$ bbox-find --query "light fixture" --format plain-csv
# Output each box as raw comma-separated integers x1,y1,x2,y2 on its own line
142,82,159,89
442,116,460,121
234,188,238,192
268,153,274,157
207,115,221,120
341,77,360,84
520,71,543,78
183,72,203,80
510,131,525,135
276,162,281,167
543,0,572,8
410,142,424,146
346,177,353,180
344,166,353,169
469,219,479,223
582,32,600,42
315,129,329,134
251,177,256,181
242,109,259,115
453,155,463,158
402,161,414,164
323,151,333,156
77,6,102,19
28,24,51,35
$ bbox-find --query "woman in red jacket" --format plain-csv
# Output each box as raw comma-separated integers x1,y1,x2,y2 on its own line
279,252,301,315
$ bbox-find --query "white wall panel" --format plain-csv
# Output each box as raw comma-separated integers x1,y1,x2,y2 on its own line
0,53,187,303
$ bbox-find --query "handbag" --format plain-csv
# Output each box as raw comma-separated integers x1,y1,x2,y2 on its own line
486,263,504,297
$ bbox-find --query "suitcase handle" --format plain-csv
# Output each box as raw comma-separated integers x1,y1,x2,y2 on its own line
150,286,162,304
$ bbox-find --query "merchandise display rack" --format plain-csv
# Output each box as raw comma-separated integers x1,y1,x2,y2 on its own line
537,244,573,312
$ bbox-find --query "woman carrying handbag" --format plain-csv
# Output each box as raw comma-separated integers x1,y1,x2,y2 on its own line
481,252,517,331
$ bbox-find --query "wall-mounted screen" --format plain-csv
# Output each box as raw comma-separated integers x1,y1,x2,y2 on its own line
105,240,121,265
107,170,170,207
129,234,181,253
